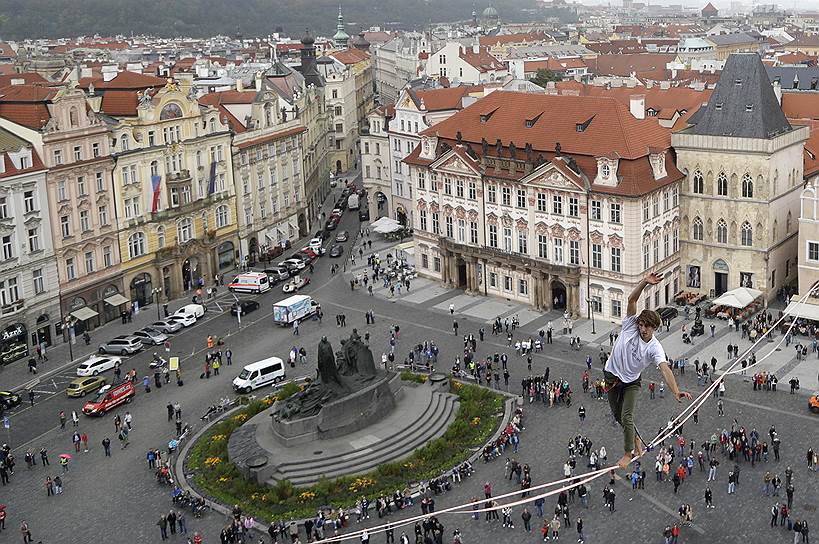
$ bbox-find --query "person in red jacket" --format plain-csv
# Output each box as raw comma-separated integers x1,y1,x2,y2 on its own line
671,524,681,544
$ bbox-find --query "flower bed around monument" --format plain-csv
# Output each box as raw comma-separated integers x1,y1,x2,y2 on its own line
186,379,503,521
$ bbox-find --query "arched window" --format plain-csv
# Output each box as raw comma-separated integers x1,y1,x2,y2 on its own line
692,170,704,194
69,107,79,127
786,211,792,233
692,217,703,241
177,218,193,243
741,221,753,246
742,173,754,198
128,232,145,258
215,205,230,228
120,134,129,151
716,219,727,243
156,226,165,248
209,117,216,132
717,172,728,196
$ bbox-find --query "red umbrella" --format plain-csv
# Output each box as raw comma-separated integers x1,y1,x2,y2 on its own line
59,453,72,460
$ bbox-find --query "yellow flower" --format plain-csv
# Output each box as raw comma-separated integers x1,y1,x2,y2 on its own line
232,413,249,424
211,434,226,442
470,416,481,426
298,491,317,503
218,476,230,483
204,456,223,467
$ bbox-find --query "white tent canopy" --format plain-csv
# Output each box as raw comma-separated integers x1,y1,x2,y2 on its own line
711,287,762,309
371,217,403,234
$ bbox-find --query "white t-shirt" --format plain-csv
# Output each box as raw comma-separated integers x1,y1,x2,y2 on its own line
605,315,666,383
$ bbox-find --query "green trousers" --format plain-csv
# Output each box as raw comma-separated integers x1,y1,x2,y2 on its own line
604,370,641,454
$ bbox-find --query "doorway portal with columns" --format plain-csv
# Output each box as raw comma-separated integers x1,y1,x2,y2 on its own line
551,280,567,310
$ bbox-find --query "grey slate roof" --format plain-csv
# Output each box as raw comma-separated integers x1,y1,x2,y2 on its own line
706,32,758,46
686,53,792,139
767,66,819,91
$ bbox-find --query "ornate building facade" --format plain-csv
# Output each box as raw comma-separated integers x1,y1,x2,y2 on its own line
405,90,683,321
673,54,808,300
107,77,239,306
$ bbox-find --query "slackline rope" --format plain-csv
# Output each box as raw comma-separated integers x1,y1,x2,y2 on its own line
314,283,819,543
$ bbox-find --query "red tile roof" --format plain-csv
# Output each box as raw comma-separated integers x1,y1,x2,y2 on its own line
412,86,482,112
523,58,587,73
782,93,819,120
0,148,45,180
100,90,139,116
77,71,166,91
803,121,819,178
0,73,49,87
413,90,682,196
0,85,56,129
586,53,677,78
479,33,549,47
0,42,16,59
198,90,261,133
0,64,16,75
702,2,718,14
330,48,371,65
459,47,505,73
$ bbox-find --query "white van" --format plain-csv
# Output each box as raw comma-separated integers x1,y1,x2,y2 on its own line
232,357,286,393
174,303,205,319
228,272,271,294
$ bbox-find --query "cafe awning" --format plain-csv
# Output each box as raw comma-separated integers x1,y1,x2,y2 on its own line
70,307,99,321
785,298,819,322
711,287,762,309
104,294,130,307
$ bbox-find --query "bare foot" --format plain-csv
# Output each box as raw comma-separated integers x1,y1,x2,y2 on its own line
616,453,632,470
634,436,645,458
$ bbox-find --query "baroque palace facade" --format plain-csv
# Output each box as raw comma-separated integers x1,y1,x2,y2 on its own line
405,90,684,321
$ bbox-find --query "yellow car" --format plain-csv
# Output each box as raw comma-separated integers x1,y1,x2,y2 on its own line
66,376,107,398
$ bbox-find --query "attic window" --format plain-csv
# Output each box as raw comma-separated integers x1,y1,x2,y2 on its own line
479,108,498,124
525,113,543,128
575,116,594,133
734,78,742,86
714,103,723,111
745,104,754,112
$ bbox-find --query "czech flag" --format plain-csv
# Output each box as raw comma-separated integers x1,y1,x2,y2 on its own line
151,175,161,213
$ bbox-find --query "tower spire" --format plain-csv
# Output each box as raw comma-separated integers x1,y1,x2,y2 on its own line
333,4,350,49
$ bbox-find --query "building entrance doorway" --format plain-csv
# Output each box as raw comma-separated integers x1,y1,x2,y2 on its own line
551,281,566,309
456,259,467,288
714,272,728,296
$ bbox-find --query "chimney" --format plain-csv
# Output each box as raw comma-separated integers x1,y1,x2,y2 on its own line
237,78,244,92
630,94,645,119
101,65,118,82
473,41,480,54
772,80,782,105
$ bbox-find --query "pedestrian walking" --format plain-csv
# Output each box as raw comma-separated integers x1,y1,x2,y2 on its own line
102,437,111,457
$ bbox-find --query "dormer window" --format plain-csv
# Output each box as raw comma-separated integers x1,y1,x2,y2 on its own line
745,104,754,112
576,123,584,132
480,108,498,124
601,163,610,178
525,113,543,128
734,78,742,86
714,103,723,111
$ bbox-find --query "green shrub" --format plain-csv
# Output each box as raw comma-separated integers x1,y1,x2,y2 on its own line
277,381,301,400
187,380,504,521
399,371,427,384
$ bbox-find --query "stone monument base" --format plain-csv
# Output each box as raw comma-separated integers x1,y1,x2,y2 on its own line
228,379,459,487
271,371,397,446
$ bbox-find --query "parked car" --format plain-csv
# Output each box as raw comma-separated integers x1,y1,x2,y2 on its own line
282,275,311,293
0,390,22,409
325,218,339,231
358,209,370,221
131,328,168,346
264,239,292,260
314,229,330,241
657,307,679,322
66,376,107,398
308,237,323,252
148,320,183,334
98,336,143,356
174,303,205,319
263,267,290,283
281,258,306,271
0,343,28,364
77,354,123,376
329,244,344,258
231,300,260,316
335,230,349,242
810,392,819,414
168,313,197,328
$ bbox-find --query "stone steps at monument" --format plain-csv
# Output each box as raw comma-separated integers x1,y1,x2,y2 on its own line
268,391,459,486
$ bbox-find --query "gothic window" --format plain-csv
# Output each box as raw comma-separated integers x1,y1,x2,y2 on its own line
692,217,703,241
692,170,704,194
741,173,753,198
741,221,753,246
716,219,727,243
717,172,728,196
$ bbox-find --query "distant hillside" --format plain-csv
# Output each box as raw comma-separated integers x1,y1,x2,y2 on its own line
0,0,538,40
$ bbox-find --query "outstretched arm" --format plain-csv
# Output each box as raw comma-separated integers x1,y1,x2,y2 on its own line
626,272,664,317
658,361,692,402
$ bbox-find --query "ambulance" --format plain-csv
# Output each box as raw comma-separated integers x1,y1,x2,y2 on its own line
228,272,271,294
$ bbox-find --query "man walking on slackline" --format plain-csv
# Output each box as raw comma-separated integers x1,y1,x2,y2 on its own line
605,272,692,469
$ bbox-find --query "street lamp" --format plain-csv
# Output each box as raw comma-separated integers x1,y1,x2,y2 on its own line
63,316,77,363
152,288,162,320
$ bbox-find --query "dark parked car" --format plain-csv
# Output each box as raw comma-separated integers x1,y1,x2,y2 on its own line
231,300,260,316
0,390,22,410
657,306,678,322
325,218,339,231
329,244,344,258
314,229,330,241
358,209,370,221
